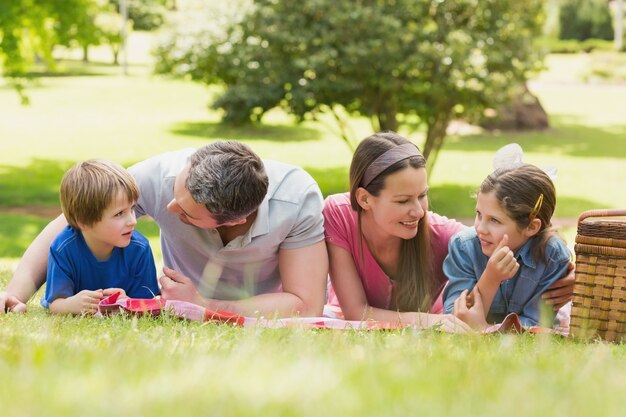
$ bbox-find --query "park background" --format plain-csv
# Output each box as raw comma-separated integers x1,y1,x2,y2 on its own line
1,1,626,416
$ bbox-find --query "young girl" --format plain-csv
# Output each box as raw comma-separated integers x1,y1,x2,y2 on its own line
442,164,571,329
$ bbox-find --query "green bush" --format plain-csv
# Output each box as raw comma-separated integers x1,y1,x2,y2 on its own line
559,0,614,41
535,37,614,54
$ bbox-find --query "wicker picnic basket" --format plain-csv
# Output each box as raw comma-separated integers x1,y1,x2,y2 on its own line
571,209,626,342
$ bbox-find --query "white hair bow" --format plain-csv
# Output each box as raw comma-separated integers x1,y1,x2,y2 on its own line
492,143,557,180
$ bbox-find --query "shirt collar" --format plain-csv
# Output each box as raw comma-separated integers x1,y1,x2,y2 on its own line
245,196,269,242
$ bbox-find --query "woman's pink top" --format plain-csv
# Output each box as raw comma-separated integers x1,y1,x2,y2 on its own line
323,193,467,313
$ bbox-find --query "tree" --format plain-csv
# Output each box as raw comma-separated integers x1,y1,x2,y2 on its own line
109,0,166,31
0,0,102,102
156,0,544,170
559,0,614,41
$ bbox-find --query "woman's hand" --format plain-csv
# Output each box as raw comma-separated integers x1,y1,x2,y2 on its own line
412,312,472,334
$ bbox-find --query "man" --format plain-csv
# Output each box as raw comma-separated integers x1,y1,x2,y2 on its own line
1,141,328,317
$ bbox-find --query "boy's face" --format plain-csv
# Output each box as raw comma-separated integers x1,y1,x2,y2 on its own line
80,191,137,256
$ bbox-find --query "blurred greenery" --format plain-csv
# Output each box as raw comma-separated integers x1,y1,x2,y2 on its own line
1,50,626,263
154,0,545,170
1,7,626,417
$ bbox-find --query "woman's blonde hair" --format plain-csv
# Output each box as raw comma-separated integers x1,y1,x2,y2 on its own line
349,132,434,312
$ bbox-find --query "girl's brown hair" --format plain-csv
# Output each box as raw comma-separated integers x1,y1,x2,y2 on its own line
349,132,433,312
480,164,561,263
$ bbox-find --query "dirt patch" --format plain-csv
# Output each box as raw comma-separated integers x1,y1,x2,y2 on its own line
0,206,62,219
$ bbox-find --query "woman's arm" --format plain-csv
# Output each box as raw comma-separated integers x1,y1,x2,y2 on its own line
328,242,470,332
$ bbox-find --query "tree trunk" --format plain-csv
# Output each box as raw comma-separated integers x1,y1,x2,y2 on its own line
376,101,399,132
423,113,451,175
82,45,89,63
616,0,624,51
112,46,120,66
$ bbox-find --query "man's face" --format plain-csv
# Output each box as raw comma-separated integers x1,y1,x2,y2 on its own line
166,164,222,229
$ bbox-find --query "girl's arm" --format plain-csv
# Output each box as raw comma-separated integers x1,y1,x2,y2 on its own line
442,234,481,313
518,244,571,327
474,234,519,314
328,242,470,332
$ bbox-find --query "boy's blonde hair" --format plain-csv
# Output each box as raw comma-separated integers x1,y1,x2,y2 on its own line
60,159,139,229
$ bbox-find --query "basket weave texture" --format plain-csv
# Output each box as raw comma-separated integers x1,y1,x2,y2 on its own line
571,209,626,342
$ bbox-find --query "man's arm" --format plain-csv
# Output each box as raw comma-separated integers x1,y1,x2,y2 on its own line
0,215,68,312
159,241,329,317
542,261,575,311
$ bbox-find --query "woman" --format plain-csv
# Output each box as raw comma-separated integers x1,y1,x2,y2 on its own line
323,132,573,332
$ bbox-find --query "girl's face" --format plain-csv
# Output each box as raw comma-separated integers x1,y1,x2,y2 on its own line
362,167,429,240
474,191,532,256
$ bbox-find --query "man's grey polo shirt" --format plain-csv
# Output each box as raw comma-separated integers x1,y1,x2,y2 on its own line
129,148,325,300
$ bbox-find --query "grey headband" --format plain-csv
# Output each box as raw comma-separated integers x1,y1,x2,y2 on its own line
361,143,423,188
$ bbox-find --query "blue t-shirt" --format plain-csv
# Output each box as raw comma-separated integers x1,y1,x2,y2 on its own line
442,227,570,327
41,225,159,308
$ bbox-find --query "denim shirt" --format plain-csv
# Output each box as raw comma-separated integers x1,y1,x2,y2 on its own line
442,227,570,327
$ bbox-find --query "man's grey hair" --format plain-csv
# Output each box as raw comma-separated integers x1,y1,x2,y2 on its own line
187,141,269,224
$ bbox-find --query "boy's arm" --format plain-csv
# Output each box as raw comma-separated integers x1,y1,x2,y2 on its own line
49,290,104,315
1,215,68,312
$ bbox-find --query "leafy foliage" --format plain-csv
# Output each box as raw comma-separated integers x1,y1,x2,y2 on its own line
559,0,614,41
0,0,129,100
155,0,544,168
109,0,166,31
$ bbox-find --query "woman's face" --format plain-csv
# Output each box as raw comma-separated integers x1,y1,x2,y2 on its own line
363,167,429,240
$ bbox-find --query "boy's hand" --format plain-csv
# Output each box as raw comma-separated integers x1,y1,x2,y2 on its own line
454,288,488,331
485,234,519,283
65,289,104,314
103,288,127,299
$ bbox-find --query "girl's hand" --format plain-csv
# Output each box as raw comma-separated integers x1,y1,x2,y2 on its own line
485,234,519,283
454,288,489,331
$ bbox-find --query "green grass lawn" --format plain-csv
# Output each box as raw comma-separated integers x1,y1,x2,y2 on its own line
1,35,626,415
2,263,626,417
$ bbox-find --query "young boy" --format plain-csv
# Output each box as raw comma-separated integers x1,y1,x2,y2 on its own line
41,159,159,314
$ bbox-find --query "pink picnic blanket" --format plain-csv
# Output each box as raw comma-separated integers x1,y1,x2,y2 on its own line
97,292,567,334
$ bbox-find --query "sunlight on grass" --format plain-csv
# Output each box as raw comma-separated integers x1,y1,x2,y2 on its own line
3,28,626,417
1,289,626,417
